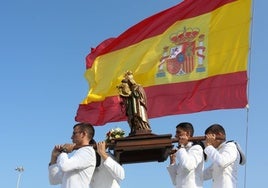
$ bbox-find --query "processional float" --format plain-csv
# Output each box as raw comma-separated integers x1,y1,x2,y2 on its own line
105,71,209,164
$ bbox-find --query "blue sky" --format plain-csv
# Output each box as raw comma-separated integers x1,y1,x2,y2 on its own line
0,0,265,188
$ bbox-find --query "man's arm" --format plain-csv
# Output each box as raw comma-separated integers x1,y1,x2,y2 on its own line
97,141,125,181
57,147,96,172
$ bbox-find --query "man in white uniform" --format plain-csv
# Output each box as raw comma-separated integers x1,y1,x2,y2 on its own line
203,124,243,188
48,122,96,188
90,141,125,188
167,122,204,188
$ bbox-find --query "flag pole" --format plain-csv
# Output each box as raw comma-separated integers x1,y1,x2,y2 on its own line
15,166,24,188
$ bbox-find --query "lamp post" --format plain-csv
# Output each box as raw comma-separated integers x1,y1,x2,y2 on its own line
15,166,24,188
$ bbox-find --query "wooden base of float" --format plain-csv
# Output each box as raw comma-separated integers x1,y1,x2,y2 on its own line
109,133,174,164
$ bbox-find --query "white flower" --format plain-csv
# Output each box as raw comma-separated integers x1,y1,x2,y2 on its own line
105,127,125,143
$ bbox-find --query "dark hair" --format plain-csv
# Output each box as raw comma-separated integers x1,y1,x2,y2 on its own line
89,139,101,167
73,122,95,140
176,122,194,137
205,124,226,135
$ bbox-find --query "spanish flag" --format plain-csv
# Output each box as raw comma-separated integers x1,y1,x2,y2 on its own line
75,0,251,125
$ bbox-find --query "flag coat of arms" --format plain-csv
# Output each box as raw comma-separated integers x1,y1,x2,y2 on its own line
75,0,251,125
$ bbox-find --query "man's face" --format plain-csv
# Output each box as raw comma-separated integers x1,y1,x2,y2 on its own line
175,128,190,145
213,136,223,148
206,131,224,148
175,128,189,138
71,127,83,145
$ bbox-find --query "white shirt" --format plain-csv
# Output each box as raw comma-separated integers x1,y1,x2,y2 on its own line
49,146,96,188
167,142,204,188
90,155,125,188
204,142,240,188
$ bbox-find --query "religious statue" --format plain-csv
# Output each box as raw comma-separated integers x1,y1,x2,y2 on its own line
117,71,152,135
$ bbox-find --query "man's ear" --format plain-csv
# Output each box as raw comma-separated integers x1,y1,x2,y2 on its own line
81,131,87,137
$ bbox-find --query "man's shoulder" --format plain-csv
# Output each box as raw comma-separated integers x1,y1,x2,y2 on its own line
225,141,237,148
226,140,246,165
191,141,205,149
190,143,205,153
77,145,95,153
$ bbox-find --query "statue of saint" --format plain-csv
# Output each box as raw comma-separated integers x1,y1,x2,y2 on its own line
117,71,151,135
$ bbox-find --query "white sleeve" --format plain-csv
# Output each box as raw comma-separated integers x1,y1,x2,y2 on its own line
57,147,96,172
203,164,213,180
177,145,203,171
204,143,237,168
103,156,125,181
166,164,178,186
48,164,63,185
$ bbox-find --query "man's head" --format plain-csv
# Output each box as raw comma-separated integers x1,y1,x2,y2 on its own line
175,122,194,141
71,122,95,146
205,124,226,148
175,122,194,146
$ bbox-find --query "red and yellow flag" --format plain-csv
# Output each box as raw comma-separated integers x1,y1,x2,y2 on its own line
75,0,251,125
